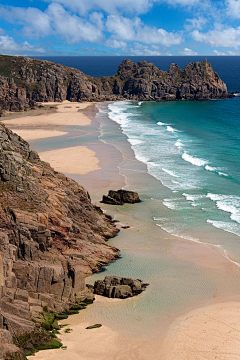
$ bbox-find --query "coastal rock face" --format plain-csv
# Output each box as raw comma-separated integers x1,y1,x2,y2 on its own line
101,190,141,205
110,58,228,101
0,123,119,357
93,276,148,299
0,55,228,114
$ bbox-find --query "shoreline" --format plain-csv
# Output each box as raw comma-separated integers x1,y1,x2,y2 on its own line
5,100,240,360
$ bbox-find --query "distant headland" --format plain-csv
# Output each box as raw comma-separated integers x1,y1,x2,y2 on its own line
0,54,229,115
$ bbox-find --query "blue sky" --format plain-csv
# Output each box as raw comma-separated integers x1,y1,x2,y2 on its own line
0,0,240,56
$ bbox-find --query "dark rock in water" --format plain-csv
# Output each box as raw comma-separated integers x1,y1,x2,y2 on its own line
93,276,148,299
101,190,141,205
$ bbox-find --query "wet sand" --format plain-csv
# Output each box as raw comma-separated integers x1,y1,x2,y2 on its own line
7,100,240,360
39,146,100,175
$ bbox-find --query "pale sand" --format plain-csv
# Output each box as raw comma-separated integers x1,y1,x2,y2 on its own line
160,301,240,360
27,323,130,360
10,129,68,141
2,101,93,128
39,146,100,175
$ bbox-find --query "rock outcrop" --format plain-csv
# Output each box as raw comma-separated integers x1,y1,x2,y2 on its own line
0,123,119,357
0,55,229,114
93,276,148,299
101,190,141,205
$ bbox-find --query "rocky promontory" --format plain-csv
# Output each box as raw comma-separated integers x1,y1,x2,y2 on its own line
0,55,228,114
0,123,119,358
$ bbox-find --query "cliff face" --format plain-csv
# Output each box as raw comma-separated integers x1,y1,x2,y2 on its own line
0,55,228,114
0,123,119,358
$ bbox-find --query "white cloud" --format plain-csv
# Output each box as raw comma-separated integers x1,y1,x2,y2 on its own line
44,0,153,15
130,43,162,55
0,6,51,37
0,4,104,44
185,17,207,30
105,39,127,49
47,3,104,43
213,49,238,55
0,35,45,54
106,15,182,46
192,27,240,47
165,0,200,5
180,47,198,55
226,0,240,19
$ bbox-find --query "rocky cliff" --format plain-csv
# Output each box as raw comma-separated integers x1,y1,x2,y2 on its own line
0,55,228,114
0,123,119,358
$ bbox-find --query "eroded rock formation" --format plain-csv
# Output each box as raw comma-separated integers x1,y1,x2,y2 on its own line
0,55,229,114
0,123,119,357
101,190,141,205
93,276,148,299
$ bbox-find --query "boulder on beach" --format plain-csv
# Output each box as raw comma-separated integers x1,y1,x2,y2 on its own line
101,190,141,205
93,275,148,299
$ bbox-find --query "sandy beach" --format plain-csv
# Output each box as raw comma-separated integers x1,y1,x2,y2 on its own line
39,146,100,174
6,100,240,360
160,301,240,360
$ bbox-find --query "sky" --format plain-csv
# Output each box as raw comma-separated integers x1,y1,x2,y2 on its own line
0,0,240,56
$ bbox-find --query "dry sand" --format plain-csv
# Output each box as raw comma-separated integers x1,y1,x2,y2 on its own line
10,129,68,141
2,101,93,128
39,146,100,175
160,301,240,360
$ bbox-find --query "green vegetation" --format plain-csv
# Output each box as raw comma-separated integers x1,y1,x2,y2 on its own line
86,324,102,330
64,328,73,333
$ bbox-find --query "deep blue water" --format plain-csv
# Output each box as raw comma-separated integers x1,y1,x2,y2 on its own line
35,56,240,92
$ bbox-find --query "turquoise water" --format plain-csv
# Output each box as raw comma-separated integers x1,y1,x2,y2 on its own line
106,97,240,265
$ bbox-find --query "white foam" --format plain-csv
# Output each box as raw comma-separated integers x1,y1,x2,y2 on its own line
162,200,177,210
157,121,167,126
162,168,179,178
218,172,228,177
207,219,240,237
175,140,184,148
205,165,217,172
207,193,240,224
156,224,201,243
182,193,206,201
166,126,175,133
128,138,144,146
182,152,207,167
138,101,143,106
205,165,229,178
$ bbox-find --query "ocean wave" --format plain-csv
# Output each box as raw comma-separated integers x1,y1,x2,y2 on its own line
162,168,179,178
175,140,184,148
157,121,168,126
166,126,175,133
156,224,201,243
182,152,207,167
207,219,240,237
205,165,229,177
162,200,177,210
207,193,240,224
128,138,144,146
182,193,206,201
138,101,143,106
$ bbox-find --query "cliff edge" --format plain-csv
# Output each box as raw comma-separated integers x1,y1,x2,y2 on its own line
0,123,119,358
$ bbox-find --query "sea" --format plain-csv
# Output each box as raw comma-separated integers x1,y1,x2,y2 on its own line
36,55,240,266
